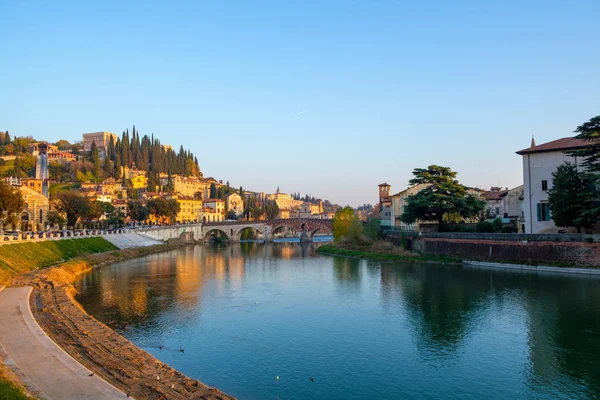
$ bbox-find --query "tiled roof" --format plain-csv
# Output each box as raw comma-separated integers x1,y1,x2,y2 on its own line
485,190,506,201
516,137,590,155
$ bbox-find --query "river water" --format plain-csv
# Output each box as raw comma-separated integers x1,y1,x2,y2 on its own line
75,243,600,400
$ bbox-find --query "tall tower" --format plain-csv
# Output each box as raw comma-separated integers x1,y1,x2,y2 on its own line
35,143,49,197
378,182,391,211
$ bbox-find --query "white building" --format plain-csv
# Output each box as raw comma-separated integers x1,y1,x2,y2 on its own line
516,137,589,234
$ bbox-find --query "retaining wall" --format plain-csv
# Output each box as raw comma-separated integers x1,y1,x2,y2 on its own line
396,236,600,267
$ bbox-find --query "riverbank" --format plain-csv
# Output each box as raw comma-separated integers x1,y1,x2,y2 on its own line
17,243,234,400
316,242,461,264
0,237,118,285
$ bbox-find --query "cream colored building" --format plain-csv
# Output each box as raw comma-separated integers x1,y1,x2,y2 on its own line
299,202,323,218
160,175,204,197
226,193,244,216
266,187,303,210
390,183,431,231
19,185,49,231
202,199,225,222
82,132,117,151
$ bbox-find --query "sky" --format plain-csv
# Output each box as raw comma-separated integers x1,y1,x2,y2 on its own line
1,0,599,206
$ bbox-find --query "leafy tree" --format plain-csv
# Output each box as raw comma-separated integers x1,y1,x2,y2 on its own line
0,180,25,231
364,218,380,241
92,143,101,180
193,191,203,200
45,210,65,228
400,165,485,225
127,200,149,223
568,115,600,176
54,192,93,229
226,210,238,220
548,162,599,233
333,206,363,242
54,139,71,150
167,199,180,224
210,183,217,199
264,200,279,220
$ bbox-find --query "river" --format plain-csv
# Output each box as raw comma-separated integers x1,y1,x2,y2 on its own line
75,243,600,400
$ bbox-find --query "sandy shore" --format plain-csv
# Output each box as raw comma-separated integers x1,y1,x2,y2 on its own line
13,244,235,400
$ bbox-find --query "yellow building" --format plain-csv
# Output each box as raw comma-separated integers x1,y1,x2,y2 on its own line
21,178,44,195
131,175,148,189
168,195,202,223
160,175,204,197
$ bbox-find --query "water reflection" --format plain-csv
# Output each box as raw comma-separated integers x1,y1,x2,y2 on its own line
75,244,600,400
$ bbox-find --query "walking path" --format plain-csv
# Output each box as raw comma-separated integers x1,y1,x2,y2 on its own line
102,233,163,249
0,286,127,399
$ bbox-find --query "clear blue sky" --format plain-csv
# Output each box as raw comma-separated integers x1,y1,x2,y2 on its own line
2,0,599,206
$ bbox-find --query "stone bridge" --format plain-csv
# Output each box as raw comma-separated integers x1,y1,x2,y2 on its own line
134,218,333,243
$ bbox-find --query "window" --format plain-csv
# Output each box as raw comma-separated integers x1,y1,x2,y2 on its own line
537,203,550,221
541,180,548,191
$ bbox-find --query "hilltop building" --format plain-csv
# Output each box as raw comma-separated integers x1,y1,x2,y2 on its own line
266,187,303,210
82,132,117,151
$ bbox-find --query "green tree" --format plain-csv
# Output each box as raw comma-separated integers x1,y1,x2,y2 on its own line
547,162,599,233
127,200,149,223
0,180,25,231
209,183,217,198
568,115,600,176
45,210,66,229
92,143,101,180
264,200,279,220
332,206,363,242
400,165,484,225
167,199,180,223
54,139,71,150
364,218,380,241
54,192,93,229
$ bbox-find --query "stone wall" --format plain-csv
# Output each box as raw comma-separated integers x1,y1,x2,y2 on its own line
399,236,600,267
388,231,600,243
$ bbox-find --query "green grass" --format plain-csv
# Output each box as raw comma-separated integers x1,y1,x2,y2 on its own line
316,244,461,264
0,378,30,400
49,182,81,197
0,237,118,285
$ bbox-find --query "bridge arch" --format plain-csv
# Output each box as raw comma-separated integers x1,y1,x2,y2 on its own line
203,228,229,241
236,226,263,241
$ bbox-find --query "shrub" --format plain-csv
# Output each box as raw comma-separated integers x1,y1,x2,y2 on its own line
476,220,496,233
501,226,515,233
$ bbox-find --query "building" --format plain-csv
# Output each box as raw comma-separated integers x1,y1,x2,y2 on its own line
96,194,113,203
390,183,430,231
378,183,393,228
516,136,592,233
202,199,225,222
500,185,524,231
266,187,303,210
225,193,244,216
18,185,49,231
21,178,44,195
111,199,128,216
298,201,323,218
131,175,148,190
30,142,58,155
165,194,202,223
485,187,507,219
82,132,117,151
160,175,204,197
47,151,76,165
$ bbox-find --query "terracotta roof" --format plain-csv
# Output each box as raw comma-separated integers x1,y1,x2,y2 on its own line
516,137,590,155
485,190,507,201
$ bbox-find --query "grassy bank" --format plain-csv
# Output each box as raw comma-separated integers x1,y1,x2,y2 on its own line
0,237,118,285
0,379,29,400
0,364,29,400
316,243,461,264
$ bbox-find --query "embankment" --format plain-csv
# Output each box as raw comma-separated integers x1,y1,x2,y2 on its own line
398,235,600,268
23,243,234,400
0,237,118,285
316,242,460,264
